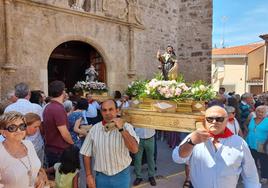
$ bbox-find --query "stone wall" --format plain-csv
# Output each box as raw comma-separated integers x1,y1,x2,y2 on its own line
177,0,212,82
0,0,212,99
135,0,212,82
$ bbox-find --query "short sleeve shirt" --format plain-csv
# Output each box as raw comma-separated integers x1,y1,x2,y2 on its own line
54,163,78,188
43,100,70,153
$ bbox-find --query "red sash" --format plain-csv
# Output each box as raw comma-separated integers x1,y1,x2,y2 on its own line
209,127,233,140
88,99,94,104
102,120,107,126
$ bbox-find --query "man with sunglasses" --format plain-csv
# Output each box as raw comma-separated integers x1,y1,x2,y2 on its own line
172,106,260,188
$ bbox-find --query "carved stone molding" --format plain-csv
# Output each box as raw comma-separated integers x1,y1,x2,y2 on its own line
102,0,143,25
1,64,17,73
127,0,142,25
102,0,128,20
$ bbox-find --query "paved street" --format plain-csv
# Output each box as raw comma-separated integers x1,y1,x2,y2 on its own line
130,137,268,188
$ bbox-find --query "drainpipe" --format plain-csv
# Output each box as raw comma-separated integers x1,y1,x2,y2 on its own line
244,57,248,93
260,34,268,92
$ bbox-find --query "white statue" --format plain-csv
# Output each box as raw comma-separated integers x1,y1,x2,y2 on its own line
71,0,85,11
85,65,98,82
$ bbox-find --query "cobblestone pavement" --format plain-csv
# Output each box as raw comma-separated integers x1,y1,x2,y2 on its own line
130,139,268,188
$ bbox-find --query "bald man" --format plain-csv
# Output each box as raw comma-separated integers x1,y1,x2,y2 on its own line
172,106,260,188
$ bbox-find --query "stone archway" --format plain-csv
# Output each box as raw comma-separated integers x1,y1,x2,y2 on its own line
47,40,106,91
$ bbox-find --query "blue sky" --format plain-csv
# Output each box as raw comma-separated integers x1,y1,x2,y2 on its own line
213,0,268,48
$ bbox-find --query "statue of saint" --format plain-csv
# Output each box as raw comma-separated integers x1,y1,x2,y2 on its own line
157,45,178,80
71,0,86,11
85,65,98,82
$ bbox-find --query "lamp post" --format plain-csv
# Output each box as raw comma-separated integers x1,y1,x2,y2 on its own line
260,34,268,92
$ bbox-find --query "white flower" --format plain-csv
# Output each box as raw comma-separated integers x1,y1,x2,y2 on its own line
199,85,206,91
145,89,150,94
191,88,196,93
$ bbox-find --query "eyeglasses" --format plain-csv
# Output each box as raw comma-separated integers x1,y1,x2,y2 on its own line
205,117,226,123
4,123,27,133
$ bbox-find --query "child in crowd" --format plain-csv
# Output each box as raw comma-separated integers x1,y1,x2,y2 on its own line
25,112,44,165
47,145,80,188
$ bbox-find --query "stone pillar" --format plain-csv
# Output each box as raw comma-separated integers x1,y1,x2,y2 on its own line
127,26,136,78
1,0,17,73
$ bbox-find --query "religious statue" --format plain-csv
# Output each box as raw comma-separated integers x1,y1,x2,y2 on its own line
85,65,98,82
157,45,178,80
71,0,86,11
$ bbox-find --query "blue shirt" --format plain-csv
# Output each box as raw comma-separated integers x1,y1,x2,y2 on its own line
0,135,5,142
172,135,260,188
68,111,83,147
246,117,268,150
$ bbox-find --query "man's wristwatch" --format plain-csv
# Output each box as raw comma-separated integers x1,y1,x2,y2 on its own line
118,128,124,132
186,137,195,146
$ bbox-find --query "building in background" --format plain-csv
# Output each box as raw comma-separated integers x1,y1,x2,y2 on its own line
0,0,212,98
212,42,265,95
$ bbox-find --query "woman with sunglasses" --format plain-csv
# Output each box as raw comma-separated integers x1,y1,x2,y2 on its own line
0,111,42,188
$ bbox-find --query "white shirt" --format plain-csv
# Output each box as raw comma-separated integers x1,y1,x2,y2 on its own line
172,134,260,188
116,100,130,109
0,140,41,188
80,121,139,175
4,99,43,120
227,118,240,135
135,128,155,139
85,101,100,118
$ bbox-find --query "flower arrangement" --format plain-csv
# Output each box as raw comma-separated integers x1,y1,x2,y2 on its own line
73,81,108,93
126,76,216,102
144,79,190,100
189,80,216,101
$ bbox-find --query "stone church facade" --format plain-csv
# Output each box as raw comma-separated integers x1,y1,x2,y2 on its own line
0,0,212,99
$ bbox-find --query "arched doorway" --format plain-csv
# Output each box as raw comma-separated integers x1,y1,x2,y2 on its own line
47,41,106,91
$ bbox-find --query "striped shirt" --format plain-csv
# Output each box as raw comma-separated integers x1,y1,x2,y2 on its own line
80,121,139,176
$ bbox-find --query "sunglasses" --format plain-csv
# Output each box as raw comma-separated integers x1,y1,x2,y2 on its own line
4,123,27,133
205,117,226,123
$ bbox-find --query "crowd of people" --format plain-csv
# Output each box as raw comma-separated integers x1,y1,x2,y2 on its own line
0,81,268,188
171,87,268,188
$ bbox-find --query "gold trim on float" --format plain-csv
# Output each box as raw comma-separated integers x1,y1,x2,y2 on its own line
122,108,204,132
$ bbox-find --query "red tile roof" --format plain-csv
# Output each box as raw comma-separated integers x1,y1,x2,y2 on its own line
212,43,264,55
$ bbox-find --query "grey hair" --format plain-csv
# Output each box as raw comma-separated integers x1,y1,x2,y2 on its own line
241,93,252,100
0,111,26,130
256,105,268,113
63,100,73,113
15,82,29,98
225,106,235,113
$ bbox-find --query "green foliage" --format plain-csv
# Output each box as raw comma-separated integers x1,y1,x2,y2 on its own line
126,80,147,99
189,80,216,101
153,73,164,81
175,73,185,83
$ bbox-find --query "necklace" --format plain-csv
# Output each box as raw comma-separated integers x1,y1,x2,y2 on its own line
3,141,34,186
18,156,34,186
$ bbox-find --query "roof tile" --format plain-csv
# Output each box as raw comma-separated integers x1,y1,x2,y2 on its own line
212,43,264,55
